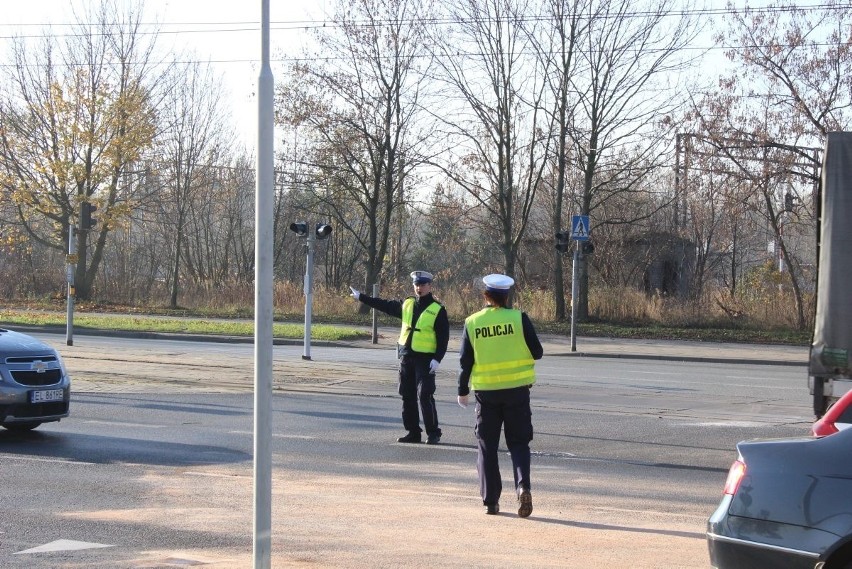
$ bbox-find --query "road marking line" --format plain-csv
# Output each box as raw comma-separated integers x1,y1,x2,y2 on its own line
683,421,766,427
229,430,315,439
184,471,251,479
15,539,114,554
0,455,98,466
83,420,165,428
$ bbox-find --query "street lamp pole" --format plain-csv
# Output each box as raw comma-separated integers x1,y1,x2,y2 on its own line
254,0,274,567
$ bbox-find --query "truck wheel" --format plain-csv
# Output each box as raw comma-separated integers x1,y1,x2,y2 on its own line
814,377,828,418
2,421,42,432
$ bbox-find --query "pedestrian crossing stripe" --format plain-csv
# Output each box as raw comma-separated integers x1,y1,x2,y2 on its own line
15,539,114,554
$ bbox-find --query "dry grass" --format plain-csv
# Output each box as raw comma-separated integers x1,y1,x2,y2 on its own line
147,280,809,332
11,278,808,343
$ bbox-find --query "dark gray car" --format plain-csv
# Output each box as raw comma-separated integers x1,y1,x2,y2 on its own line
0,329,70,431
707,427,852,569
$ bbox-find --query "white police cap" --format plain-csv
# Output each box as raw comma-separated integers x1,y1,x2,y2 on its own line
410,270,433,284
483,273,514,293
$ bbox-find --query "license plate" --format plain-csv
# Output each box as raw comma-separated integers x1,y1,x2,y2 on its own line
30,389,65,403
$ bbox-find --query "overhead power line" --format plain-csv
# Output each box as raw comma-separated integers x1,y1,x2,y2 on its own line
0,2,847,68
0,1,847,39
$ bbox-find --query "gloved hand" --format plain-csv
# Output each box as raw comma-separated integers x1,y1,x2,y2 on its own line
349,286,360,300
457,395,469,408
429,359,440,374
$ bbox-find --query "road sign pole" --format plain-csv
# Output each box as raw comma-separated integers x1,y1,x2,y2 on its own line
371,283,379,344
570,243,579,352
66,226,76,346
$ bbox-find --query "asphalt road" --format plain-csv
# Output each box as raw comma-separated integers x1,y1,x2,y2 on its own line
0,333,812,568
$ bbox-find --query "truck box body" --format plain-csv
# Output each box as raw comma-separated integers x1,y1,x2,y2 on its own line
810,132,852,412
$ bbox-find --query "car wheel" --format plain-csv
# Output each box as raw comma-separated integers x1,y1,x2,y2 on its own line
2,421,42,432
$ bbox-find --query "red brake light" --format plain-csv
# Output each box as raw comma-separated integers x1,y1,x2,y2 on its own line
723,460,746,496
812,419,839,437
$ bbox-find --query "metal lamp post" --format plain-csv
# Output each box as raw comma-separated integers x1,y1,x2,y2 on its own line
254,0,274,566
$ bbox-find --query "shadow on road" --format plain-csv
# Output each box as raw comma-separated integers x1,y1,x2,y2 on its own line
0,429,250,467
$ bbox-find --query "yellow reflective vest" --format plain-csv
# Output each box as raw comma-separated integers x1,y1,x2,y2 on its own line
398,298,441,353
465,307,535,391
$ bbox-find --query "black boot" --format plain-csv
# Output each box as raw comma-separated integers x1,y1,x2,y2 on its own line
397,432,422,443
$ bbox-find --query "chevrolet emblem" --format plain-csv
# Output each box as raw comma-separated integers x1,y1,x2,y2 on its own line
31,360,48,373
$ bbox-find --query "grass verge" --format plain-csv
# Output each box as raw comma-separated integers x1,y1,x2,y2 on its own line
0,309,371,342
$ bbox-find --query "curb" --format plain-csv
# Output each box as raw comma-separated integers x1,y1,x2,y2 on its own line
548,350,806,367
11,324,806,368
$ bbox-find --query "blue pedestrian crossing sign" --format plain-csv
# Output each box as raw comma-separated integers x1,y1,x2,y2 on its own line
571,215,590,241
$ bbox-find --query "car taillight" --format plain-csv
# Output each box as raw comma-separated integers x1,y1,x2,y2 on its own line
723,459,746,496
812,418,839,437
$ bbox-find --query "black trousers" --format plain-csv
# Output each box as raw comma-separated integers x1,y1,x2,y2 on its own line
398,356,441,438
474,385,533,506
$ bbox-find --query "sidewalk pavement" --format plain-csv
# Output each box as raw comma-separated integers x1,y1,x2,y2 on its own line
312,325,808,367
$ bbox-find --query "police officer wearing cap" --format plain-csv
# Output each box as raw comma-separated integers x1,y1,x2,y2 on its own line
457,274,543,517
349,271,448,444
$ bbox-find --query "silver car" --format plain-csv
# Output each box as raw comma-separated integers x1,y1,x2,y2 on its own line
0,329,70,432
707,428,852,569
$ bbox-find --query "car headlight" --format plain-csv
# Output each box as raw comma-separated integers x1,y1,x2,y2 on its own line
56,352,68,377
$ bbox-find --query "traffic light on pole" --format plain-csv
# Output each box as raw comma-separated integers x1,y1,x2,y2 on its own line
289,222,308,237
555,230,571,254
315,223,332,239
581,240,595,256
81,202,98,230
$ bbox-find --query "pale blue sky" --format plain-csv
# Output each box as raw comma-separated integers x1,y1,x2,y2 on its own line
0,1,323,148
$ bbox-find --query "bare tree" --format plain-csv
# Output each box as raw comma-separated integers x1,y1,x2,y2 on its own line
276,0,434,297
567,0,701,319
428,0,552,285
687,0,852,328
155,60,228,308
527,0,588,319
0,0,160,300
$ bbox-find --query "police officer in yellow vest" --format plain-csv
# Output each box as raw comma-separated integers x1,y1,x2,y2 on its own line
457,274,543,517
350,271,449,444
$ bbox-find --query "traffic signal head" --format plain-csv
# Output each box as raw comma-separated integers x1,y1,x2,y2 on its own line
81,201,98,230
289,222,308,237
555,230,571,254
784,192,794,212
581,240,595,255
315,223,332,239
